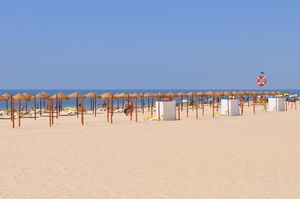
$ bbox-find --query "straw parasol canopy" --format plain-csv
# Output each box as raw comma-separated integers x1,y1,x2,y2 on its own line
2,93,11,99
187,92,196,97
177,92,187,97
84,92,97,98
101,92,113,99
40,92,51,98
50,92,69,100
144,92,154,97
214,92,224,97
231,91,239,96
129,93,141,98
166,92,176,98
157,92,166,98
13,93,27,100
0,96,7,101
35,92,50,99
196,92,205,97
204,91,214,96
223,91,233,97
114,92,128,99
22,93,32,100
68,92,84,99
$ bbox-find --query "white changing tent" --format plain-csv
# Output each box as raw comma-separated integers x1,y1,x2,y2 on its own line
268,97,285,111
156,101,176,120
221,99,240,116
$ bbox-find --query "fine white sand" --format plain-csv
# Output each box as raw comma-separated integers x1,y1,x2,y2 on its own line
0,105,300,198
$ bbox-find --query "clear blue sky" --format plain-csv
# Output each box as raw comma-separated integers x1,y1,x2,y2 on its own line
0,0,299,89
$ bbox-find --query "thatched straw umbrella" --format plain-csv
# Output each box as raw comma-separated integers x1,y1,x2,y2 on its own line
35,92,50,117
130,93,141,122
144,93,154,115
115,93,128,110
1,95,14,128
204,91,214,117
250,91,257,114
101,92,113,123
2,93,11,111
50,92,69,121
177,92,186,112
196,92,205,117
214,92,224,113
84,92,97,116
68,92,84,123
13,93,26,127
22,93,32,112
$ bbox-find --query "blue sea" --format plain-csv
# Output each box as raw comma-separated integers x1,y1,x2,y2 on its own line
0,89,299,110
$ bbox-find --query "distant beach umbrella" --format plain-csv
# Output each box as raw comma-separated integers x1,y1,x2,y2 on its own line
197,92,205,117
22,93,32,112
144,93,154,114
85,92,98,117
101,92,113,123
50,92,69,121
115,93,128,111
130,93,141,122
13,93,26,127
68,92,84,120
250,91,257,114
2,93,11,111
177,92,186,112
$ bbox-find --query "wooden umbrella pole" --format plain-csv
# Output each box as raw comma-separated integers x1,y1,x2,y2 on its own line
90,98,93,112
216,97,219,112
94,94,97,117
192,94,194,111
241,96,244,115
158,97,161,121
253,95,256,114
117,99,119,109
107,99,110,122
122,98,125,109
181,94,183,111
76,97,79,118
150,97,153,116
110,96,113,124
52,99,54,125
10,94,13,122
55,95,58,119
202,96,205,116
18,98,21,127
135,97,138,123
81,97,84,126
49,99,52,127
186,97,189,118
25,99,28,112
227,97,230,116
34,95,37,120
196,101,198,120
142,95,144,114
178,101,180,120
11,96,15,128
212,95,215,118
147,97,150,111
40,99,42,116
130,97,133,121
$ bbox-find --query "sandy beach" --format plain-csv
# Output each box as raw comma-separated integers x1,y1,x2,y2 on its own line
0,105,299,198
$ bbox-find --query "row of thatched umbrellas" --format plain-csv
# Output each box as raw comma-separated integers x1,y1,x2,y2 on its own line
0,91,291,128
